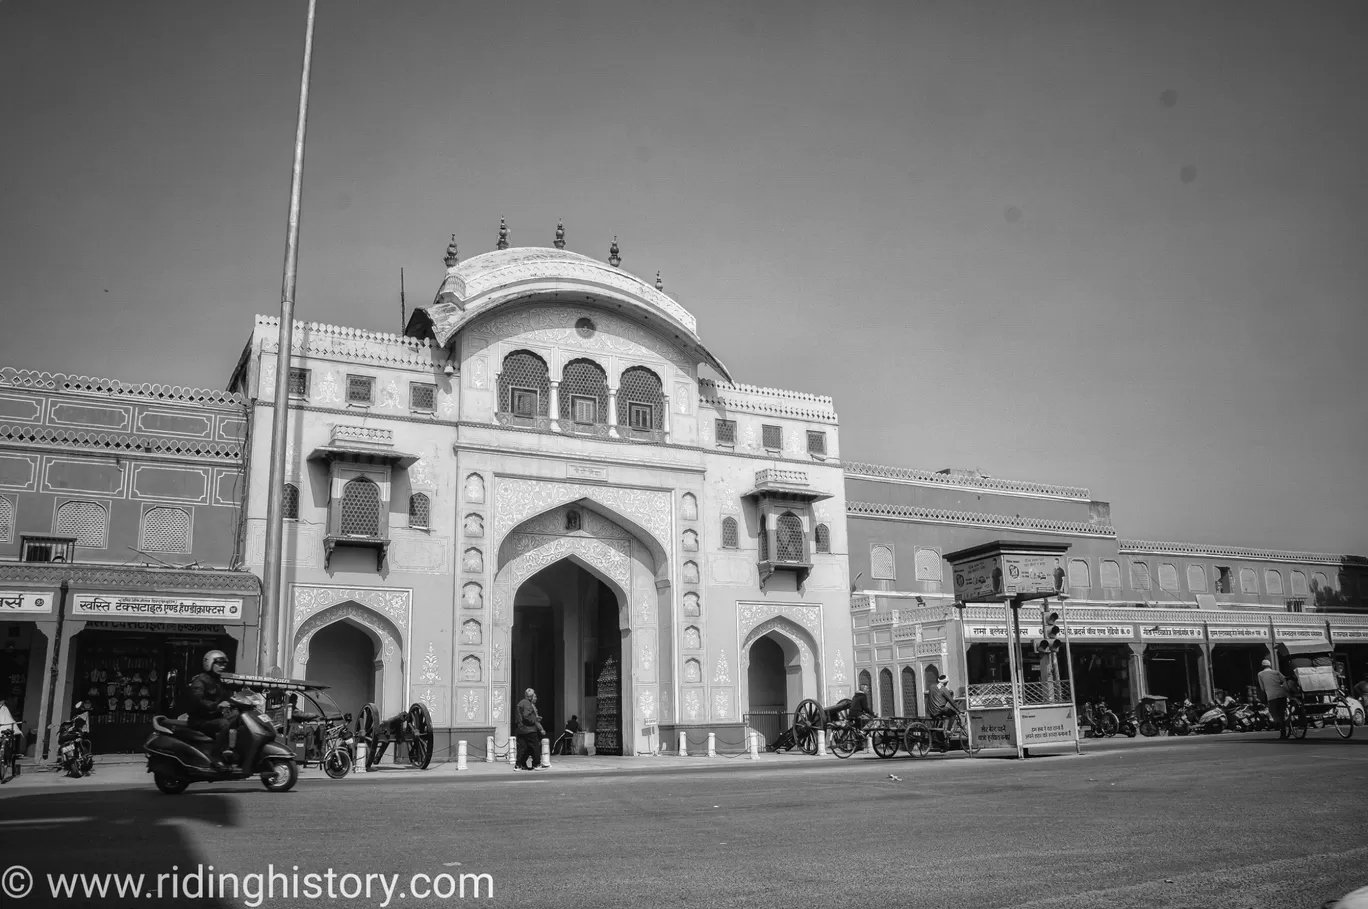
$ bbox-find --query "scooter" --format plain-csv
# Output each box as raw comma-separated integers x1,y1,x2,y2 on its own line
1193,701,1228,734
1117,709,1139,738
55,709,95,779
143,691,298,794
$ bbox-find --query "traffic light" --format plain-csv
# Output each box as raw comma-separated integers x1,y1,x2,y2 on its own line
1036,606,1063,653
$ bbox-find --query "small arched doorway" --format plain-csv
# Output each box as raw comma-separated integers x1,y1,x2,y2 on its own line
878,667,895,716
305,621,378,718
923,664,940,714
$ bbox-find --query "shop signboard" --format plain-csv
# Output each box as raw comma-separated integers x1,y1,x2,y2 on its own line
969,708,1016,749
0,590,56,614
1207,625,1271,642
1274,626,1328,643
1330,627,1368,643
82,620,230,635
1062,622,1135,641
952,554,1067,601
1018,705,1077,746
73,594,243,622
964,623,1010,641
953,556,1004,602
1139,624,1203,641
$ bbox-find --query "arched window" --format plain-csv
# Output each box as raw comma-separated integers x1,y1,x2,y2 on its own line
721,516,739,549
142,507,191,553
1291,571,1308,596
878,667,895,716
408,493,430,530
55,500,107,548
758,515,768,561
870,544,895,580
282,483,299,520
1264,570,1283,596
339,478,381,536
814,523,830,554
618,366,664,431
498,351,550,418
560,358,609,425
775,512,804,562
858,670,872,697
901,666,918,717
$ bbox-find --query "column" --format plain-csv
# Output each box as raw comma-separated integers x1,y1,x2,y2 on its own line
607,387,620,438
549,380,561,432
660,391,671,442
1197,643,1215,705
1126,643,1145,710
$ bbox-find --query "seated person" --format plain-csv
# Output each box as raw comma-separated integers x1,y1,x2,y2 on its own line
847,685,877,728
565,715,581,735
926,674,961,735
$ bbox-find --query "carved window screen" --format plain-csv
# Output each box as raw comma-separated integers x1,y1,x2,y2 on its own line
142,507,191,553
56,501,107,547
339,478,381,536
758,516,768,561
561,359,608,424
498,352,550,416
775,512,804,562
1130,561,1152,591
1186,564,1207,592
715,419,736,446
1291,571,1308,596
282,484,299,520
1264,570,1284,596
618,366,664,430
1100,560,1122,589
814,523,830,553
870,544,895,580
721,516,739,549
346,374,374,405
0,496,12,543
858,670,872,695
409,383,436,411
1240,568,1258,593
1312,571,1329,591
1158,563,1180,591
806,430,826,455
762,425,782,450
409,493,430,530
287,368,310,397
1068,559,1091,588
901,666,918,717
879,668,895,716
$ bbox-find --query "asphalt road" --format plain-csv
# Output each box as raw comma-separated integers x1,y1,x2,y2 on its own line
1,732,1365,909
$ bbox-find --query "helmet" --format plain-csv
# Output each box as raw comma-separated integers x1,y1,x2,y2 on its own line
203,650,229,672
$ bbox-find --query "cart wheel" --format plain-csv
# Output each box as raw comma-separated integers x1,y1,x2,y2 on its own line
904,722,931,757
871,728,900,759
1333,699,1354,740
356,703,378,740
796,727,817,755
793,699,822,735
407,702,435,769
829,726,858,759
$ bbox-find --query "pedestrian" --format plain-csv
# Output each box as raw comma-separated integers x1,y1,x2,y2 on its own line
513,688,545,771
1353,673,1368,705
1256,659,1289,738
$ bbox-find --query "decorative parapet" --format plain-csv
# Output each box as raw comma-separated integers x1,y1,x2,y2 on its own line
754,468,809,488
331,424,394,447
698,378,838,424
894,625,918,641
257,316,433,369
844,460,1091,500
850,594,874,612
0,562,260,592
0,423,243,461
847,501,1116,537
869,612,897,627
0,367,242,408
1119,539,1366,567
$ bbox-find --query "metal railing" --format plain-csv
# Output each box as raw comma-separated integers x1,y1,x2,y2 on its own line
743,709,788,747
967,680,1073,708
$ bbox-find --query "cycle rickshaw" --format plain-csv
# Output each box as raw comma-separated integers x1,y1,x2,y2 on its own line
1279,644,1355,741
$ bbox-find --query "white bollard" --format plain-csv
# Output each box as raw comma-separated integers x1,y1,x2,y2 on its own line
748,730,759,761
486,736,494,763
679,730,688,757
707,731,716,757
817,729,827,756
356,740,370,772
508,739,516,767
540,737,551,768
457,739,468,771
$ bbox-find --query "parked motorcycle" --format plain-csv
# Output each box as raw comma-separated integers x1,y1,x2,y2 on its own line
1192,701,1229,734
143,691,298,794
55,707,94,779
1118,709,1139,738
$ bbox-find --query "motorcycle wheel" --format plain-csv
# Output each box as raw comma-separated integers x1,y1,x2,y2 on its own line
323,747,353,780
1138,720,1159,737
1172,721,1190,736
1123,723,1137,739
1099,714,1119,737
154,772,188,795
261,759,299,793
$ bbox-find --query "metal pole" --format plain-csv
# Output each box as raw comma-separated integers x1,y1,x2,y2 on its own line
1006,597,1025,759
1060,598,1082,754
260,0,318,676
955,602,975,756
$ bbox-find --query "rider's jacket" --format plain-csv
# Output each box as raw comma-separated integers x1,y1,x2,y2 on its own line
185,672,228,721
927,685,959,716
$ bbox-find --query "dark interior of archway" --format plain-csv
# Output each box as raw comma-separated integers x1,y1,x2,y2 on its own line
305,622,376,718
747,635,787,713
512,561,622,755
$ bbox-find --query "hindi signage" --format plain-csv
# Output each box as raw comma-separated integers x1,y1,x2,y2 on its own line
1139,624,1203,641
1018,705,1077,747
963,623,1010,641
1062,622,1135,641
1274,626,1328,643
969,709,1016,749
0,590,56,614
1206,625,1270,642
1331,627,1368,643
73,594,243,621
82,620,229,635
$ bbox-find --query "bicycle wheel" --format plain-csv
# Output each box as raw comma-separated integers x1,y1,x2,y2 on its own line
871,728,900,759
323,745,353,779
1099,712,1119,737
1333,699,1354,740
955,718,974,754
830,726,857,759
904,723,931,757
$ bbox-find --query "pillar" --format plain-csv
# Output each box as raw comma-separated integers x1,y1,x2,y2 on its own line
1197,643,1215,705
1126,643,1145,711
607,387,620,438
549,380,561,432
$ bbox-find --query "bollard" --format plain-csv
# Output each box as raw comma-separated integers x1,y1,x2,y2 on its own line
540,737,551,768
508,738,516,767
457,739,468,771
486,736,494,763
707,731,716,757
356,740,370,772
748,730,759,761
817,729,827,756
679,730,688,757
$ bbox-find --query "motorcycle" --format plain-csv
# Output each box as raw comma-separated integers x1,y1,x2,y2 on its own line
1225,701,1256,733
1117,709,1139,738
1192,701,1228,734
55,710,94,779
143,691,298,794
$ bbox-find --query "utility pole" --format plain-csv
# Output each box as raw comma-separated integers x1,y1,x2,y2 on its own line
260,0,318,676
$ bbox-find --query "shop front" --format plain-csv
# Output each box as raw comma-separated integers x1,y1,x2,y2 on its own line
1139,622,1206,705
1329,623,1368,691
0,588,59,757
1206,623,1274,703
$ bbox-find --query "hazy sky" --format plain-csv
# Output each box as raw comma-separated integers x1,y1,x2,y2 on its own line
2,1,1365,555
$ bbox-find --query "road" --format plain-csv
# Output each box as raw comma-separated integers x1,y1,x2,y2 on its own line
1,732,1364,909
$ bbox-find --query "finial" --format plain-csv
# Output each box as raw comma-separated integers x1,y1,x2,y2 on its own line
496,217,509,250
443,234,459,267
608,236,621,268
655,271,663,291
554,221,566,249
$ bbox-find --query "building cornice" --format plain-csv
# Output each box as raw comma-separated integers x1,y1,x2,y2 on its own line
844,460,1091,501
0,423,243,465
256,316,435,370
1,367,242,408
1119,539,1367,567
847,500,1115,538
697,379,838,424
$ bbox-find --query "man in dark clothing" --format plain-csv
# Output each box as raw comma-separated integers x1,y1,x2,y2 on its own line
847,685,876,728
927,674,961,736
513,688,545,771
185,650,234,769
1257,659,1289,738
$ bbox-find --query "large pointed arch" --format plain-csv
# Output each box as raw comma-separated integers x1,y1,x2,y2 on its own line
291,601,405,717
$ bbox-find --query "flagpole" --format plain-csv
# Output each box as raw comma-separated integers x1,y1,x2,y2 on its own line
261,0,318,676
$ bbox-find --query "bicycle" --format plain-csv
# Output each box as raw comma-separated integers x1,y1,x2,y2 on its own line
551,728,577,756
320,721,355,779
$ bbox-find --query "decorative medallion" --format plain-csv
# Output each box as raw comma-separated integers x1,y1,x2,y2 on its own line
420,642,441,684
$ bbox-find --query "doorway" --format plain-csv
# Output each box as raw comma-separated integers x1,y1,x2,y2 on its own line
305,621,377,718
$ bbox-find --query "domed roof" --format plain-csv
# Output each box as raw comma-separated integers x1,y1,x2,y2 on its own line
406,247,731,381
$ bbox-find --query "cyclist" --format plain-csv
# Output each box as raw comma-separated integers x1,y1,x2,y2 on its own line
848,684,876,729
927,674,961,751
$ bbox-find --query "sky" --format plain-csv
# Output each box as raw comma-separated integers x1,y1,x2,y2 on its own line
1,1,1365,555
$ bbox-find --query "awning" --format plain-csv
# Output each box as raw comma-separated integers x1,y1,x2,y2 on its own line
1276,641,1331,656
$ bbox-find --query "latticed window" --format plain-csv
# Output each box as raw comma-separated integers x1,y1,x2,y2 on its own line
142,507,191,553
901,667,919,717
762,425,782,450
618,366,664,430
339,478,381,536
0,496,12,543
1068,559,1091,588
56,501,107,548
1291,571,1308,596
806,431,826,455
560,359,608,424
1130,561,1152,591
870,544,895,580
715,419,736,446
858,670,872,696
775,512,804,562
721,516,739,549
498,351,549,417
879,668,895,716
1265,570,1283,595
409,493,430,529
410,383,436,411
282,484,299,520
287,368,310,397
346,374,374,404
1100,560,1122,589
1186,564,1206,592
758,516,768,561
814,523,830,553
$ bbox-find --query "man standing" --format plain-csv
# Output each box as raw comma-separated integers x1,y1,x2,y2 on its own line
513,688,545,771
1257,658,1289,738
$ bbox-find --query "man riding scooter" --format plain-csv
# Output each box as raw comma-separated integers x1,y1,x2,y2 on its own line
185,650,236,770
